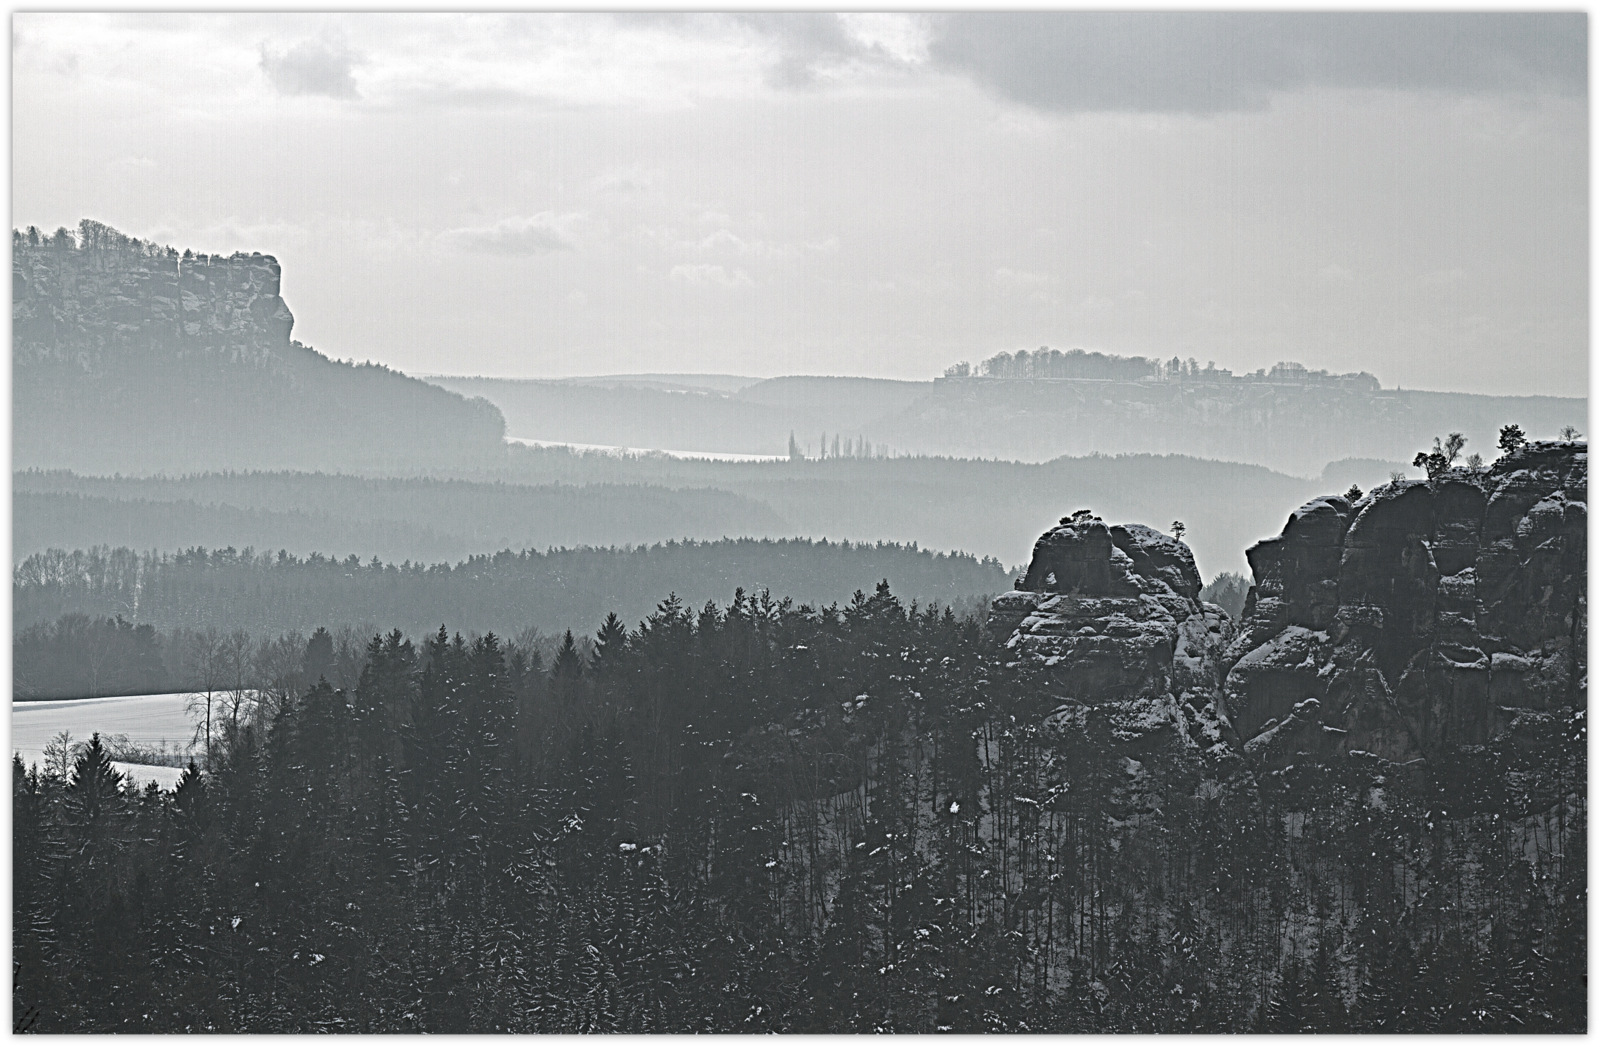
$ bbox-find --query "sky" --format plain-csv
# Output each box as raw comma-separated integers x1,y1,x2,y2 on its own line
11,12,1589,396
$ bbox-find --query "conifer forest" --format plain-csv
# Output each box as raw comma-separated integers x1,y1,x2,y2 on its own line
13,578,1586,1032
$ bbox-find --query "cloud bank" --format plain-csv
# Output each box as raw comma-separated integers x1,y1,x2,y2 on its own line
928,13,1587,114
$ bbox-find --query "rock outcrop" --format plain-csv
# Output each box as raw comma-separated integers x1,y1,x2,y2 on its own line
14,240,295,371
994,441,1586,777
990,511,1235,762
1220,440,1586,768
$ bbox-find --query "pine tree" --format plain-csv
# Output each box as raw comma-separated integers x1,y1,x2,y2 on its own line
302,626,336,685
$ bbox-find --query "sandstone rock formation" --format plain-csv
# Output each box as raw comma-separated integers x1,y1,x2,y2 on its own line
12,221,507,475
1220,440,1586,769
990,510,1236,763
14,241,295,371
994,440,1586,779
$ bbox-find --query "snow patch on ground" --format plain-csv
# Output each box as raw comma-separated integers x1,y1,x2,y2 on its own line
12,692,201,790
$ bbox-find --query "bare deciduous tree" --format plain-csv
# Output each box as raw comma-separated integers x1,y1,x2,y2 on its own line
184,627,223,766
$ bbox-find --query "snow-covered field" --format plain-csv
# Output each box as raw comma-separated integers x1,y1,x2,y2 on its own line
12,693,202,790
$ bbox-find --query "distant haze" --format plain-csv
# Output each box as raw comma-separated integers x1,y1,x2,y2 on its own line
13,12,1587,396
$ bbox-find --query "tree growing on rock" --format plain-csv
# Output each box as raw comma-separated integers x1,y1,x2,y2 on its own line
1498,424,1527,456
1412,433,1465,482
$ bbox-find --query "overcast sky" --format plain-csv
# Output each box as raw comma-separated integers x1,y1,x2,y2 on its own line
12,12,1588,395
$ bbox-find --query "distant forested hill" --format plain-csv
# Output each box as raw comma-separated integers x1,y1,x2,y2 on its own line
14,473,791,566
16,448,1331,577
484,446,1337,577
12,221,507,475
432,364,1583,477
427,374,927,457
14,539,1011,645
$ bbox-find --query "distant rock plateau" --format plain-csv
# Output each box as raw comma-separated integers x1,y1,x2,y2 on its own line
13,222,506,476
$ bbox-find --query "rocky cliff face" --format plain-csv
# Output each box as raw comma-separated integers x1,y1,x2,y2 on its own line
989,511,1237,783
994,440,1586,778
12,223,507,476
14,242,295,372
1220,440,1586,769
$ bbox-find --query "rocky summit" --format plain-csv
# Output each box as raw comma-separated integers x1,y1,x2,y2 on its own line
14,234,295,372
994,439,1586,780
1221,439,1586,770
989,510,1237,773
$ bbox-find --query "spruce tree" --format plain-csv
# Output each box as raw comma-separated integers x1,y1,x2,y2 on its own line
552,629,584,681
590,613,628,673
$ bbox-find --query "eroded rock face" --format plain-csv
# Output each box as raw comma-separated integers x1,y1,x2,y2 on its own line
995,443,1585,779
14,243,294,372
1221,441,1587,768
12,225,510,476
991,511,1235,761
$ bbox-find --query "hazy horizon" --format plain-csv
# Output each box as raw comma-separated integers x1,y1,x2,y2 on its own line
411,367,1588,399
13,12,1588,398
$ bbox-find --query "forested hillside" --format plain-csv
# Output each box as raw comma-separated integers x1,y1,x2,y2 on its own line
12,222,507,475
18,448,1336,577
428,352,1584,477
12,444,1585,1031
428,374,928,458
14,476,790,568
13,582,1583,1031
14,538,1009,699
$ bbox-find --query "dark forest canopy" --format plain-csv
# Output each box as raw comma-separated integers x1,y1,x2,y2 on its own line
14,539,1011,699
13,585,1584,1031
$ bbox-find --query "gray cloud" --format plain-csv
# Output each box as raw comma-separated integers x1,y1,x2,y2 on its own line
441,215,577,256
930,13,1586,114
732,13,925,89
727,13,859,89
260,38,362,99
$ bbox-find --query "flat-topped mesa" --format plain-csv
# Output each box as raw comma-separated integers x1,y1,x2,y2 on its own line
991,511,1234,756
1222,440,1587,771
11,220,509,476
13,236,295,371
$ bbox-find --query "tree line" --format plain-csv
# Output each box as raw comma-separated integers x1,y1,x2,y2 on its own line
14,540,1009,700
945,347,1380,389
13,583,1585,1031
